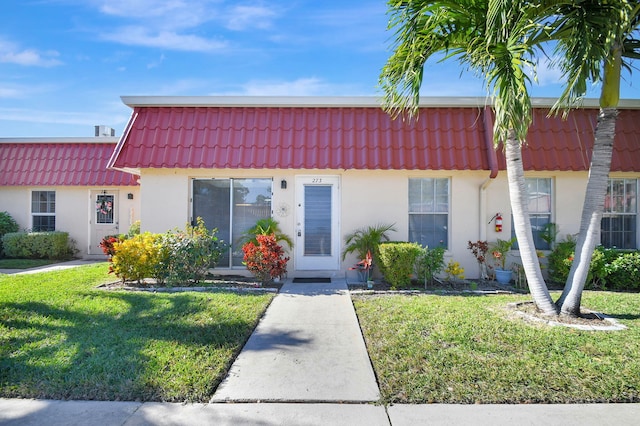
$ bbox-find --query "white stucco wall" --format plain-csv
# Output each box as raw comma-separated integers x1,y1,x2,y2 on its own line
134,167,639,279
0,186,140,258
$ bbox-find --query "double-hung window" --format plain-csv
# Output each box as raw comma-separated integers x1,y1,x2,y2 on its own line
408,178,449,249
32,190,56,231
512,178,553,250
601,179,637,249
192,178,272,267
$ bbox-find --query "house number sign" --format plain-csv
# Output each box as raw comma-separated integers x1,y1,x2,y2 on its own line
311,178,323,184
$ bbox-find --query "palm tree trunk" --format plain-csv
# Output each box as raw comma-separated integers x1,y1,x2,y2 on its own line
505,132,558,316
556,108,618,316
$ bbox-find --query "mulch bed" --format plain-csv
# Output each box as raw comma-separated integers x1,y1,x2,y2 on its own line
98,275,283,292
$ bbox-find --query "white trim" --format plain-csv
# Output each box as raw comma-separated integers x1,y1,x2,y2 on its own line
120,95,640,109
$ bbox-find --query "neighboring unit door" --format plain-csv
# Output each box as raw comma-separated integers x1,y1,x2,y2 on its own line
295,176,340,270
89,191,119,255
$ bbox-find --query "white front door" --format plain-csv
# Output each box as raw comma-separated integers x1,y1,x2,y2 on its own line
89,190,119,255
295,176,340,270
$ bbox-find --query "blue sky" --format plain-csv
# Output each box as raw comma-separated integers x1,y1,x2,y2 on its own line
2,0,639,138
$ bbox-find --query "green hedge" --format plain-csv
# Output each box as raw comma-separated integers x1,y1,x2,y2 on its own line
548,241,640,291
378,242,423,289
2,231,77,260
0,211,20,257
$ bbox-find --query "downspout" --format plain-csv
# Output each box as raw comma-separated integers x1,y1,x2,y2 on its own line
479,106,499,241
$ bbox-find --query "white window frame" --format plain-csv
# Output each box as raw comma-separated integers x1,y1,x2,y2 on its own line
408,177,450,249
31,190,56,232
601,178,638,249
512,177,554,250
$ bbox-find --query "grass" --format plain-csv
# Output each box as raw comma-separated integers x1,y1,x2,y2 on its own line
353,291,640,404
0,258,59,269
0,263,274,402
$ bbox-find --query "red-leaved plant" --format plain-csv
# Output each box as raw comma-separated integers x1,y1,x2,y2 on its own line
99,235,121,258
242,234,289,285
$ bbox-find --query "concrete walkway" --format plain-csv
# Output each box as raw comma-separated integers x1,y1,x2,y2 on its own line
211,279,380,402
1,275,639,425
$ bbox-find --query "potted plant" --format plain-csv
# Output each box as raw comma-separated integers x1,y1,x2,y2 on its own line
490,237,516,284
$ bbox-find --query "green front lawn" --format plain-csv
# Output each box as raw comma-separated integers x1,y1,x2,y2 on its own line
0,263,274,402
0,258,59,269
353,292,640,404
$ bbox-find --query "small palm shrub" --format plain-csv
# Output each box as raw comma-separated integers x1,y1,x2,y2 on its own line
342,223,397,275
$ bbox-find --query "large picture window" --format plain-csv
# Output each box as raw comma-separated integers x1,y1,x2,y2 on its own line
408,178,449,249
32,190,56,231
192,178,272,267
601,179,637,249
512,178,553,250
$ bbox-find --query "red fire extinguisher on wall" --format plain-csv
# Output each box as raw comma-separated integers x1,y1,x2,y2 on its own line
495,213,503,232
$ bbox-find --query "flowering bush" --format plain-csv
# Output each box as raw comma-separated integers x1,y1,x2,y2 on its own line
242,234,289,284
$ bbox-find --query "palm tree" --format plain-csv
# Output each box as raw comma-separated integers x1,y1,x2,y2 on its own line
380,0,558,315
544,1,639,316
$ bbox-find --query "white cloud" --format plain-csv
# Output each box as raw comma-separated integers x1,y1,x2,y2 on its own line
101,26,227,52
217,77,365,96
0,38,62,67
147,53,166,69
534,59,564,87
225,5,277,31
0,106,130,127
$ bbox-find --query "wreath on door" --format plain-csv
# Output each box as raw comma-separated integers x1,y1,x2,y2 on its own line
96,199,112,215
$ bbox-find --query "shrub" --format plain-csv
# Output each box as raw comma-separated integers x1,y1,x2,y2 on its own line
242,234,289,285
444,259,465,281
99,235,124,258
0,211,20,257
606,252,640,290
415,245,446,288
110,232,164,284
378,242,423,289
127,220,141,237
161,219,225,286
547,238,577,284
2,231,76,260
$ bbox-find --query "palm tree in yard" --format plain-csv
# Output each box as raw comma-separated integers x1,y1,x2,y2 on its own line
381,0,640,317
546,1,640,316
380,0,559,315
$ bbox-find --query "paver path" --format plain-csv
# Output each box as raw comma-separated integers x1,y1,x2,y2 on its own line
211,279,380,402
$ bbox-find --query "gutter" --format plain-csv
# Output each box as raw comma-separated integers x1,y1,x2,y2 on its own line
106,109,140,176
479,106,499,241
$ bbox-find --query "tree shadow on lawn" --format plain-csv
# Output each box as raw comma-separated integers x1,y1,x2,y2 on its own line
0,291,262,402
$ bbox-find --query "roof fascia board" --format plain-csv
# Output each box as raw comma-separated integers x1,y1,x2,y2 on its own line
0,137,119,143
121,95,640,109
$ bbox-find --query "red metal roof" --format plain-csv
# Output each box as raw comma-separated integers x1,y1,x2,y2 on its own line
109,103,640,172
110,106,494,171
499,108,640,172
0,142,139,186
